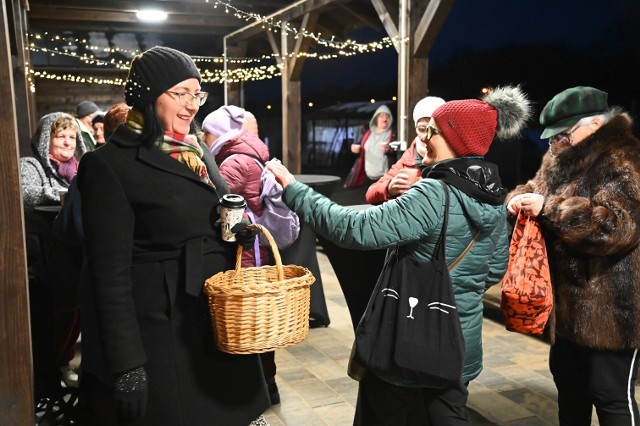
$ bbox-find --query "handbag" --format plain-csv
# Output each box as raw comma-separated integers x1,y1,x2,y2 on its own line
500,210,553,335
351,180,465,388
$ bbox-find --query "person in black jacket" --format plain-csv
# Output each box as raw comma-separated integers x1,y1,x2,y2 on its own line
77,46,270,426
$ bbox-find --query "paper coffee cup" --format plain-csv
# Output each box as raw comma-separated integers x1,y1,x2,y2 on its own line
219,194,247,242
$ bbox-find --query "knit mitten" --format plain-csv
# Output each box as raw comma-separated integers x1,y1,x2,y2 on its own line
114,366,148,420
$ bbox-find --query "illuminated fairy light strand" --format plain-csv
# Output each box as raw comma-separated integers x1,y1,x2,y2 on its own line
30,32,272,64
27,62,284,86
26,37,396,86
25,0,404,88
208,0,404,54
29,29,401,65
29,32,141,58
26,43,285,85
28,45,131,70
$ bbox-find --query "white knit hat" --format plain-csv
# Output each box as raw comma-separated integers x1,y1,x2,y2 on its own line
412,96,446,125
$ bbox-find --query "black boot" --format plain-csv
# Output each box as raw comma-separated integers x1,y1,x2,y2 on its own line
266,376,280,405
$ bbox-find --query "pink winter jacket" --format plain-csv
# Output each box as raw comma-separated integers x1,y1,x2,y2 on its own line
215,130,272,267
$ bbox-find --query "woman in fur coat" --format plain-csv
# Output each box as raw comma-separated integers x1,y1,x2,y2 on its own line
506,86,640,425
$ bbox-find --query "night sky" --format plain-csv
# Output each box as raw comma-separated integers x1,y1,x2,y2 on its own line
432,0,626,57
243,0,636,109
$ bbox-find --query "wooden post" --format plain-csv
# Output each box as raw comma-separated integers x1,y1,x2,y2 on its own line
0,0,34,424
8,0,34,156
373,0,454,145
223,41,248,108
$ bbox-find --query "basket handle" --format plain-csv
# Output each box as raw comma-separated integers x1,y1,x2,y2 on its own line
235,224,284,281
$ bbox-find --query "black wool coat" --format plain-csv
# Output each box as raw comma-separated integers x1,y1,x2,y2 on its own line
77,124,270,425
506,113,640,350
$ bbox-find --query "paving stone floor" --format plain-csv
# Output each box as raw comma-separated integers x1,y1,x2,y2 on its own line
262,246,638,425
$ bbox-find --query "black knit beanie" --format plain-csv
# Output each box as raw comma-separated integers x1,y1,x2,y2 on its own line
124,46,201,111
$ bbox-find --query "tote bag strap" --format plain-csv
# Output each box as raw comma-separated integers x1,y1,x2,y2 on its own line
432,180,450,268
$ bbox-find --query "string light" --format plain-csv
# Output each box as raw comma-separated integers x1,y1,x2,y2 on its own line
26,0,404,87
210,0,402,54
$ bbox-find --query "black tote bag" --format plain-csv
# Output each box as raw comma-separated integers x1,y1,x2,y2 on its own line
353,180,465,388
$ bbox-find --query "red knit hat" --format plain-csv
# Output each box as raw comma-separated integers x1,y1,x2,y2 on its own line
431,86,532,157
432,100,497,157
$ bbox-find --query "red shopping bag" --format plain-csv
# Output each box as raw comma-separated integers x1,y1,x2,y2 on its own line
500,211,553,335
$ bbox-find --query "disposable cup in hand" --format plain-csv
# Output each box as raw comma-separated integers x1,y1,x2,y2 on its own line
219,194,247,242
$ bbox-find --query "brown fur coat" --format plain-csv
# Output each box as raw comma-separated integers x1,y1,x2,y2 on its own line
506,112,640,350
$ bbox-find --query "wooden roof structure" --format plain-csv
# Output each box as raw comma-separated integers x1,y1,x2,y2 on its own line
0,1,453,422
25,0,383,56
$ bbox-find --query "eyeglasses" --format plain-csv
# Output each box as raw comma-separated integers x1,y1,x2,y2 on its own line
548,125,580,148
165,91,208,107
416,125,439,141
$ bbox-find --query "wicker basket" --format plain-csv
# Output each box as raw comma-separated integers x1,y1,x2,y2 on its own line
204,224,315,354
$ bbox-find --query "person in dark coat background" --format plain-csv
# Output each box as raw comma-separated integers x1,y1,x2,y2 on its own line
77,46,270,425
21,112,83,408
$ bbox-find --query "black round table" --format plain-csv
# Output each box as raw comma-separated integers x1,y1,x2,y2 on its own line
293,174,341,197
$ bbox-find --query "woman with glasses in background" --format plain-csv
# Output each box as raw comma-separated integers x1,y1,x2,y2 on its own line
267,86,530,425
506,86,640,426
365,96,445,205
77,46,270,425
325,96,446,333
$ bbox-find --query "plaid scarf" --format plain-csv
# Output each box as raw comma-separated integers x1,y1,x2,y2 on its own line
126,109,213,186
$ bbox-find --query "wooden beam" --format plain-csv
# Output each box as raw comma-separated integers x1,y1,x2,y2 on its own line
283,80,302,174
12,0,34,155
336,3,381,31
28,20,232,36
27,0,280,16
0,1,33,424
27,8,238,27
289,12,318,81
226,0,347,43
370,0,399,53
30,0,286,9
413,0,455,57
280,23,301,174
224,42,247,107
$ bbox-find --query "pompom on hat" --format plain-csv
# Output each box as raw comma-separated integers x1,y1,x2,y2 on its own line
202,105,246,146
124,46,201,111
432,86,532,157
413,96,445,125
539,86,608,139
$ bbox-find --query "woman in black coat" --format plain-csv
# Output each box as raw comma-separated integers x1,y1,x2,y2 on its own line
77,46,270,425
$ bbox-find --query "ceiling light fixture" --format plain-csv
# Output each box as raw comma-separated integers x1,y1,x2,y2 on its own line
136,9,168,23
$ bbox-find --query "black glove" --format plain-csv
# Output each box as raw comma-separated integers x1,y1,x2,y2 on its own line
114,366,148,420
232,220,258,250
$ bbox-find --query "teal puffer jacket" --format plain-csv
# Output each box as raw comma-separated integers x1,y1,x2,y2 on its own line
284,177,509,383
